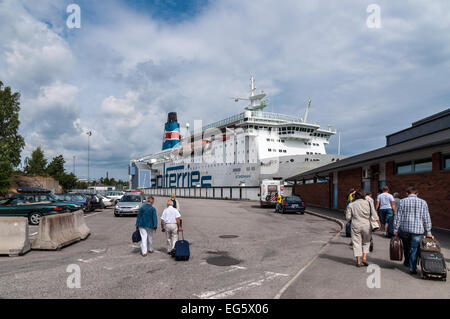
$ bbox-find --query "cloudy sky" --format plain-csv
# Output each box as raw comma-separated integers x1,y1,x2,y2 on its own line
1,0,449,181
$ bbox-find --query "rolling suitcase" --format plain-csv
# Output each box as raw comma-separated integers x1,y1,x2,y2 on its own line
389,235,403,261
174,230,190,261
420,251,447,281
420,237,441,253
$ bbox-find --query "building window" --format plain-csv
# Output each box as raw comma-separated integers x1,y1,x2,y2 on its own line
443,154,450,170
395,158,432,175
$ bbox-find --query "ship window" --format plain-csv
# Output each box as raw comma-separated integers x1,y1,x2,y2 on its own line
268,149,272,152
283,150,287,153
281,140,285,143
279,149,282,152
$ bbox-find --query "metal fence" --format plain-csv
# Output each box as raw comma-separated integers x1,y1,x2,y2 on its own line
142,185,293,201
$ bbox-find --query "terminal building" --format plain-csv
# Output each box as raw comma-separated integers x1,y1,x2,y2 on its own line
287,108,450,230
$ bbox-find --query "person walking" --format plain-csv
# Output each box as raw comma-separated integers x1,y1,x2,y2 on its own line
376,186,396,237
135,196,158,257
275,192,282,212
393,187,433,275
161,199,182,254
170,193,181,212
346,189,379,267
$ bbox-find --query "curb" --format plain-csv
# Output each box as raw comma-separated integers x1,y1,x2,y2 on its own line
273,210,344,299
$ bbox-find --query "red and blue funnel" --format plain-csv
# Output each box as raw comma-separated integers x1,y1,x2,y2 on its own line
162,112,181,150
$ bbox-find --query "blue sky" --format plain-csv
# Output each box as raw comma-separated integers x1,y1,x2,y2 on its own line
1,0,449,181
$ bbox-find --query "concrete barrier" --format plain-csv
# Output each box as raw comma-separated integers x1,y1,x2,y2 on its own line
32,212,81,250
72,210,90,240
0,217,31,256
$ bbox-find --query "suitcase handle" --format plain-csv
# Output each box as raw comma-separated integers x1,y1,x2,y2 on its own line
177,229,184,241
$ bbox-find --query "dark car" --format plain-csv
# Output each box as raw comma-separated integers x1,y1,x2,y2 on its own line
54,193,87,209
275,196,306,214
0,197,70,225
11,193,82,212
83,194,105,212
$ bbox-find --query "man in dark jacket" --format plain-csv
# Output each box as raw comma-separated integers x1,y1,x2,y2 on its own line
136,196,158,257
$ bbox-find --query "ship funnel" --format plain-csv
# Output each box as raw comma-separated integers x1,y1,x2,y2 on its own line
162,112,181,150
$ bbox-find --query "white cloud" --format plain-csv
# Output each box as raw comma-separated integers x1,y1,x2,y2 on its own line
1,0,450,180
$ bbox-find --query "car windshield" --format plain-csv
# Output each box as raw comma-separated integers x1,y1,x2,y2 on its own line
286,196,301,202
71,195,85,201
120,195,141,202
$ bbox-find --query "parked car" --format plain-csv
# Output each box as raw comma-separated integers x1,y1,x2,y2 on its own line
114,194,146,217
0,197,70,225
83,194,105,212
97,194,114,208
54,193,87,209
10,193,82,212
105,191,124,204
274,196,306,214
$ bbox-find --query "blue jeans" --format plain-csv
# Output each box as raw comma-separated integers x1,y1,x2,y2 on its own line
379,209,394,225
399,230,422,271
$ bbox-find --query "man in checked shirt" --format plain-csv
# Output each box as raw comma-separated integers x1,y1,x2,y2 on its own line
393,186,433,275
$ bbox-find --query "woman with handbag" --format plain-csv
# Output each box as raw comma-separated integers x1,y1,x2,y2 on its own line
346,189,380,267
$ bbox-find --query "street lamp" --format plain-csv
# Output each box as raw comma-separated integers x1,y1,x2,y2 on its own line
87,131,92,183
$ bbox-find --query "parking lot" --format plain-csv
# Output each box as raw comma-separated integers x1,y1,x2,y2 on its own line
1,198,448,299
0,198,339,299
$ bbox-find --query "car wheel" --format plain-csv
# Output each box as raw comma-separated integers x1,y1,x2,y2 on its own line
114,212,119,217
29,212,42,225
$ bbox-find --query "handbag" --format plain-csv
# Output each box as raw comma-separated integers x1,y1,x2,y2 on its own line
367,199,380,231
132,229,141,243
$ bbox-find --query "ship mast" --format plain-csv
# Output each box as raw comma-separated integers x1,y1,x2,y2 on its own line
234,76,268,111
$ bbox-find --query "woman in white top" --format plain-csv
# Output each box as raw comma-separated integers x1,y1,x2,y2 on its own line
346,189,379,267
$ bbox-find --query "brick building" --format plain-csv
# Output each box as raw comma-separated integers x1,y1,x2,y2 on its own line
287,108,450,230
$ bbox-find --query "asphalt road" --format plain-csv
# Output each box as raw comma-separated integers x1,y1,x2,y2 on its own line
0,198,339,299
282,206,450,299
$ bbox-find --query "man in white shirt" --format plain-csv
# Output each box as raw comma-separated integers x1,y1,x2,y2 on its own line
376,186,396,237
161,199,182,254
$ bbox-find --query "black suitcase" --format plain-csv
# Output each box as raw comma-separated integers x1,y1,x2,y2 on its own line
174,230,190,261
420,251,447,281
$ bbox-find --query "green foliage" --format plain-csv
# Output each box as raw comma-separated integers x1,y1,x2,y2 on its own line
47,155,65,178
0,81,25,168
57,172,78,193
0,160,13,195
0,81,25,195
25,147,48,176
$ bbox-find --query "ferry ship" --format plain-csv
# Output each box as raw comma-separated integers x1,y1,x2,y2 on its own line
129,77,346,189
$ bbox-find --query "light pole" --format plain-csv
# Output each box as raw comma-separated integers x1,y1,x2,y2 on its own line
87,131,92,184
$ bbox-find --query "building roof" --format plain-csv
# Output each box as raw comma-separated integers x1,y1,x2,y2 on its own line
287,124,450,181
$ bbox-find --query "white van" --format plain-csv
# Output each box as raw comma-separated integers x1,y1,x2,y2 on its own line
260,179,284,207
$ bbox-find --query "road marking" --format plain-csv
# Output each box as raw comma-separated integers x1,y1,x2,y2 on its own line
223,266,247,273
90,249,106,254
77,256,104,263
273,211,344,299
84,210,106,218
194,271,288,299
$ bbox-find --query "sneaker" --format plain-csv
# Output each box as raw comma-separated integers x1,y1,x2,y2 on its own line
141,253,147,257
409,269,418,275
362,260,369,266
148,250,154,254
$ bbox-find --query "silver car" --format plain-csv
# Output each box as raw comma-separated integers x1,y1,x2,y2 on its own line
114,194,146,217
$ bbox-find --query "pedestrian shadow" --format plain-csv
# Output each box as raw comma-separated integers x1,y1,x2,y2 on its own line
319,253,400,270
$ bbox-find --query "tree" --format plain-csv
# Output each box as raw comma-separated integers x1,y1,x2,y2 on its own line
25,147,47,176
58,172,78,193
47,155,65,178
0,81,25,194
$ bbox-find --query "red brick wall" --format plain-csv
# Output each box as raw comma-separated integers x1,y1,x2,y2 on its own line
337,168,362,210
293,182,330,207
385,152,450,229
